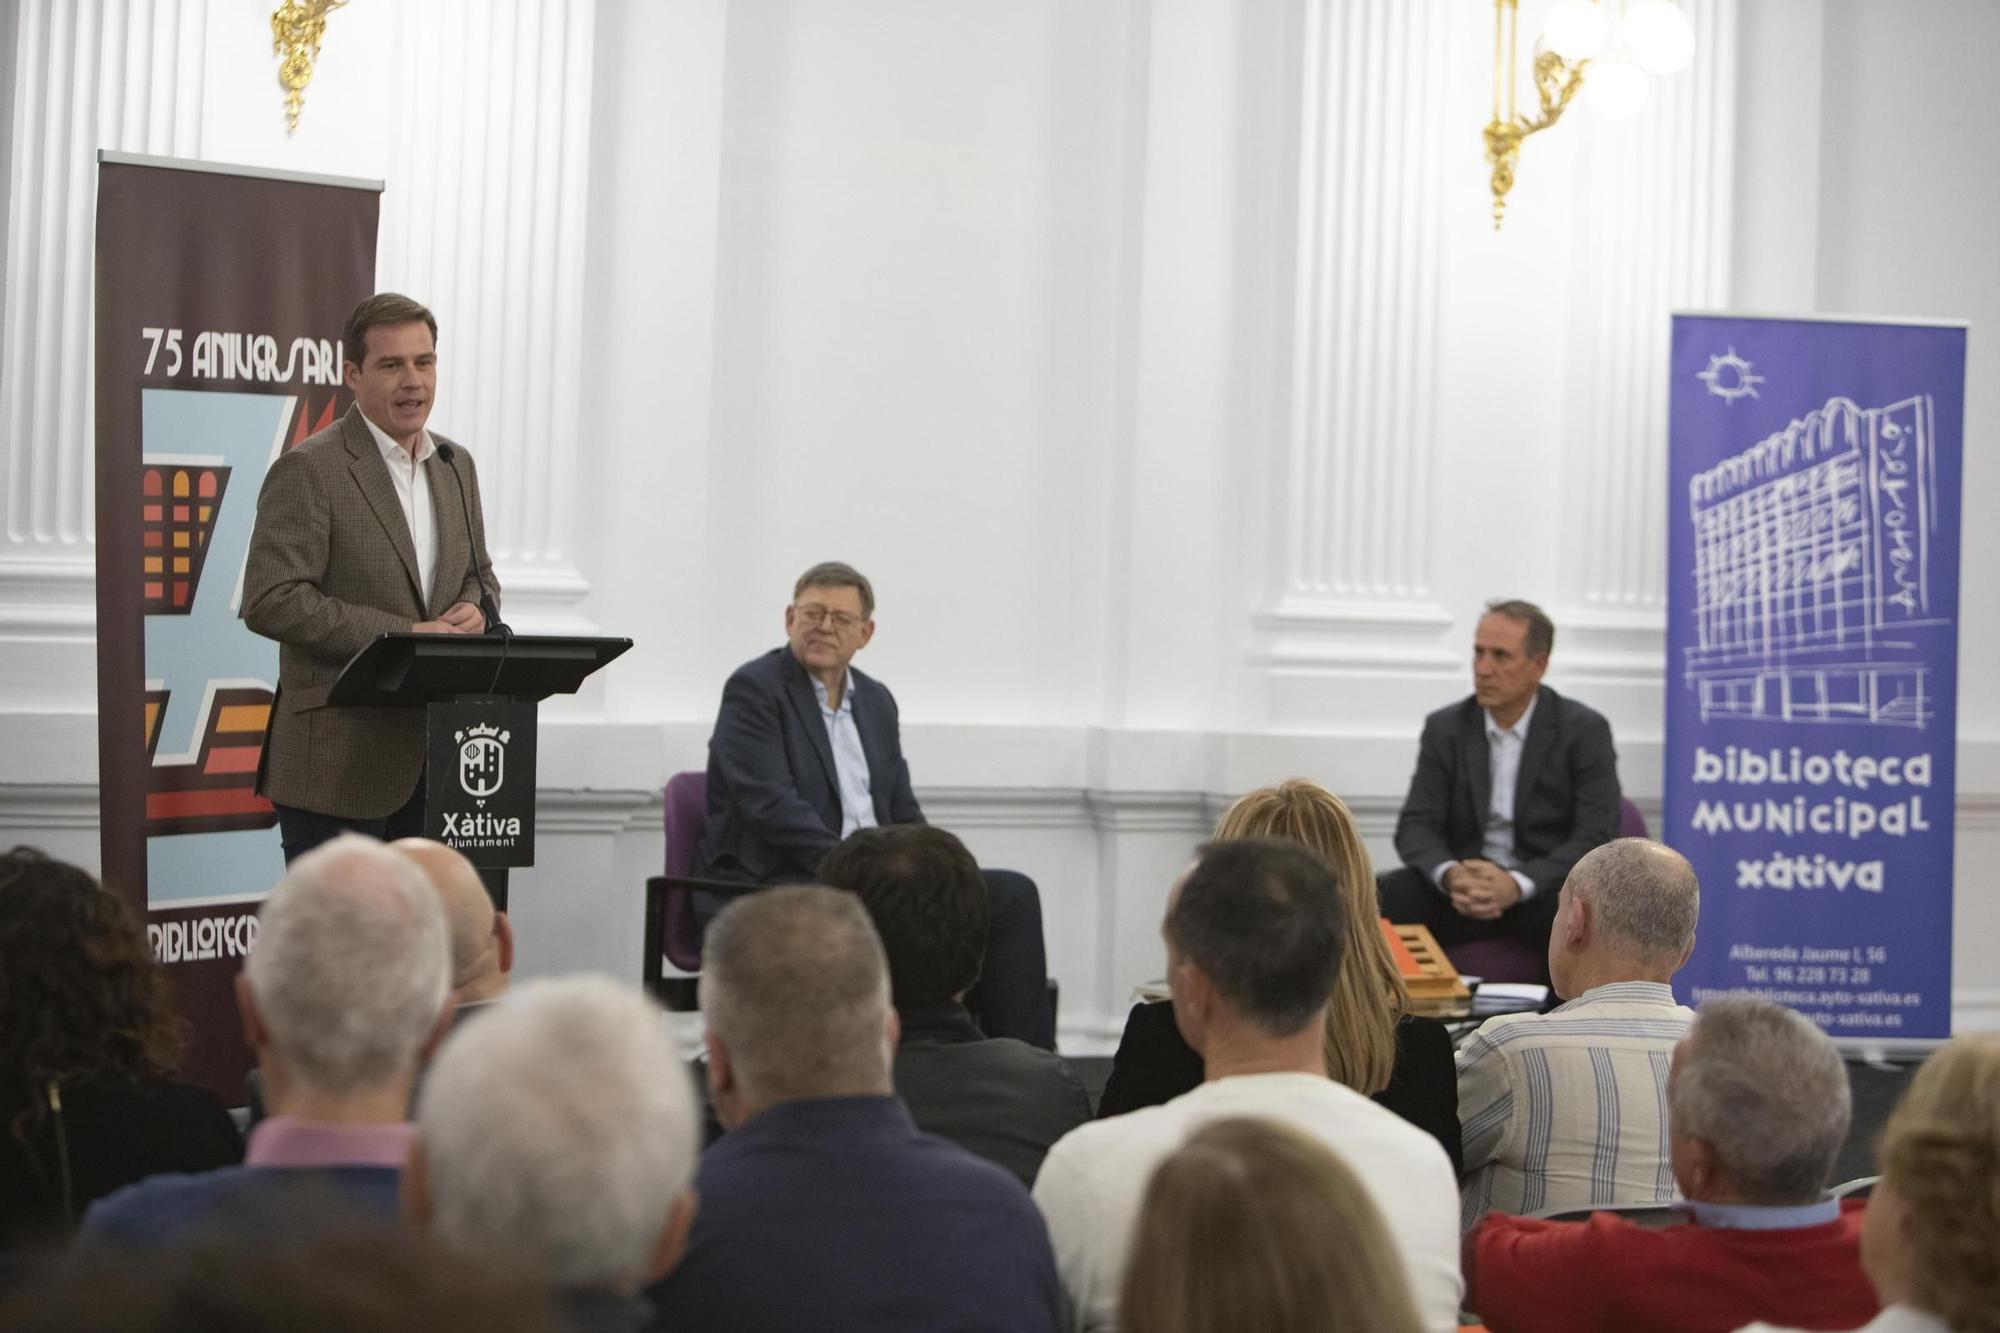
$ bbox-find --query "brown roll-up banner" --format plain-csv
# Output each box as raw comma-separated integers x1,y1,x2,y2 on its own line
94,153,381,1096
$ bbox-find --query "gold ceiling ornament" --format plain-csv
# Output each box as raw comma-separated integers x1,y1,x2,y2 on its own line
1484,0,1696,230
271,0,348,134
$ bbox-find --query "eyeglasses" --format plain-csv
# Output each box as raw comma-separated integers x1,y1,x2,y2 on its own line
793,603,866,632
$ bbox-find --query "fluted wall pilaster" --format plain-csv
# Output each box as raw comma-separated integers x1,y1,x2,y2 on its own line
1555,0,1737,669
378,0,597,628
1255,0,1453,667
0,0,206,633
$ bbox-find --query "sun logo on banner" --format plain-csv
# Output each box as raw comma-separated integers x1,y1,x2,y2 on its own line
1697,347,1765,404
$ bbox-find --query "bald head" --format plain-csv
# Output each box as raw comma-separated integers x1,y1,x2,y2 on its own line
393,840,509,1001
1551,839,1700,995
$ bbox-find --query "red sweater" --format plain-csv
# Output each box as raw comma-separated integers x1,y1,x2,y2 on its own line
1471,1201,1877,1333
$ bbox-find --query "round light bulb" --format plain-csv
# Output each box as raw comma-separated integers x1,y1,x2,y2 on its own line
1620,0,1695,75
1541,0,1609,61
1581,58,1648,120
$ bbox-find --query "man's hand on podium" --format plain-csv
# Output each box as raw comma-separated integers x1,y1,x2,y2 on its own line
414,601,488,634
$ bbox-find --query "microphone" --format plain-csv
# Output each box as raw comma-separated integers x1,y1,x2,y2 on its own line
434,441,509,638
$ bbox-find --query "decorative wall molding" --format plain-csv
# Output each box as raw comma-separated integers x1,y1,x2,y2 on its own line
533,786,660,837
0,553,97,634
1258,0,1453,666
5,769,1997,1050
0,782,103,830
1555,0,1737,622
376,0,598,632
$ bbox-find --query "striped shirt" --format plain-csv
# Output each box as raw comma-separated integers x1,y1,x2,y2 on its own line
1456,980,1693,1231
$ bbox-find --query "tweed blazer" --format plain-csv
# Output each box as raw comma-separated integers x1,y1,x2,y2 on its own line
241,405,498,818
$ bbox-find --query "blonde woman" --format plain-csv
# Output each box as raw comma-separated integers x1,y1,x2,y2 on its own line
1119,1116,1425,1333
1739,1034,2000,1333
1097,780,1461,1170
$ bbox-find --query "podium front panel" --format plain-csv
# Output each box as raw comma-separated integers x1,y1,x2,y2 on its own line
426,700,537,867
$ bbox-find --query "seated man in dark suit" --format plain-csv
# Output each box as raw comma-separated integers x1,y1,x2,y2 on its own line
819,825,1091,1187
1377,599,1621,968
78,835,453,1249
696,560,1053,1048
648,886,1061,1333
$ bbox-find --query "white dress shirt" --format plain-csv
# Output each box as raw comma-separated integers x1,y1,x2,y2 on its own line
1482,689,1539,899
1432,689,1541,899
359,412,439,605
812,673,877,837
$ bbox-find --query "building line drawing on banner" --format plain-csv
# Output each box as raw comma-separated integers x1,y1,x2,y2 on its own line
1684,393,1942,729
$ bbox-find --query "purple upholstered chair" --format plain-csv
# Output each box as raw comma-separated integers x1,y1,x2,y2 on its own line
1442,798,1652,985
1618,796,1650,839
660,770,709,973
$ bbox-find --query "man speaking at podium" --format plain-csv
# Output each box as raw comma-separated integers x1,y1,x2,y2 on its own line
242,294,500,862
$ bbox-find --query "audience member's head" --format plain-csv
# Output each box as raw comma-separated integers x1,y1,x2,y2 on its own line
699,885,895,1127
819,824,987,1011
0,1225,565,1333
1214,781,1407,1095
0,848,186,1129
239,834,451,1114
409,976,700,1295
1862,1035,2000,1331
1667,996,1850,1205
1118,1117,1424,1333
1547,838,1699,998
391,838,513,1004
1163,839,1346,1055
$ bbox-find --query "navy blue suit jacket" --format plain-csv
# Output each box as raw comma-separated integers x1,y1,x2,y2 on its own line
695,647,923,885
647,1096,1060,1333
1392,684,1621,899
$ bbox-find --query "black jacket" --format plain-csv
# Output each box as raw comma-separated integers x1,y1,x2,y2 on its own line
0,1073,241,1247
892,1004,1091,1188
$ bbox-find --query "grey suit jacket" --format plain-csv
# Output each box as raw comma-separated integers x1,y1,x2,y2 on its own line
241,405,498,818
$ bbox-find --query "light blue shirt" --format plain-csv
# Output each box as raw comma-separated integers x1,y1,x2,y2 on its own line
1677,1196,1842,1230
812,673,877,838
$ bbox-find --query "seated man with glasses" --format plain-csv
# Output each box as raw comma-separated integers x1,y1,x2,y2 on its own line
693,561,1054,1049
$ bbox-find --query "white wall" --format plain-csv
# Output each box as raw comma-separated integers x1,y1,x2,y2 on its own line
3,0,1995,1049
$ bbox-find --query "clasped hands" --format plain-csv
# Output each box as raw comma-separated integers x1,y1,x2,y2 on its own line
1442,859,1523,920
413,601,486,635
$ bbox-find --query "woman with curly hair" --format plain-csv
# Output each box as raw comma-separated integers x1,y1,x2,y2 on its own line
1741,1034,2000,1333
0,848,240,1246
1095,780,1462,1170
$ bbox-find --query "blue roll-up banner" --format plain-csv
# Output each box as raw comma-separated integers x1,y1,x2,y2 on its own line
1666,313,1966,1041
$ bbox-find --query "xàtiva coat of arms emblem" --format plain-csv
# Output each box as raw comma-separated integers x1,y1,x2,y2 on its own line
456,723,509,800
